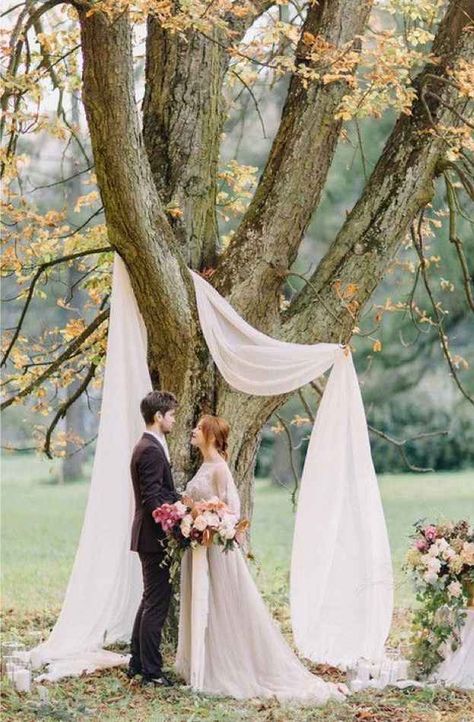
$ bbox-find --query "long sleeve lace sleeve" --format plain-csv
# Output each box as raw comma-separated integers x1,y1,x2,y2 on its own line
212,463,228,502
212,463,241,517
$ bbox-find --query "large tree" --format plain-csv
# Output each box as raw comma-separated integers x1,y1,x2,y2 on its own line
2,0,473,517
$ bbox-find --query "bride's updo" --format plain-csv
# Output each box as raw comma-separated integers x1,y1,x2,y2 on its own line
200,414,230,460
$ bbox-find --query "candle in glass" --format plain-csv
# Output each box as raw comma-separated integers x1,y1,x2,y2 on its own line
13,667,31,693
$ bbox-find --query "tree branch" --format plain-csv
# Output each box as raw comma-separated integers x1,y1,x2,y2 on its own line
78,8,197,381
142,16,228,269
411,218,474,406
1,246,112,368
309,374,448,471
367,425,449,473
283,0,474,345
43,361,97,458
444,172,474,313
25,163,94,194
224,0,275,37
275,412,300,507
213,0,374,329
1,308,109,410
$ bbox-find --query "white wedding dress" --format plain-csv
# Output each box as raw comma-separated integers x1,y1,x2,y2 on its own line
175,459,346,704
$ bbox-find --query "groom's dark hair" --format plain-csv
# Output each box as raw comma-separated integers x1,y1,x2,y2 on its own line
140,390,178,425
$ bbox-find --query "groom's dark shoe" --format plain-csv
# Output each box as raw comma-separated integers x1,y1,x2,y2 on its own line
141,673,174,688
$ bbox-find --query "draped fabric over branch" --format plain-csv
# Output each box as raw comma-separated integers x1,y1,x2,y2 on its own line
32,256,152,680
191,271,393,665
32,255,393,679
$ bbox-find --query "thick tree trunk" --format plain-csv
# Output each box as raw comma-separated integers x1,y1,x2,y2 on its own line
214,0,374,328
77,1,474,528
143,21,227,268
283,0,474,343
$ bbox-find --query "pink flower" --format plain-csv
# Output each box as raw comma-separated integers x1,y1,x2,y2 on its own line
423,525,438,542
447,580,462,598
153,501,186,533
416,539,428,552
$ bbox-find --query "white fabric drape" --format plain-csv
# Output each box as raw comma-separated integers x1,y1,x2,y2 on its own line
433,609,474,689
32,254,392,679
31,256,151,679
191,270,393,666
190,546,210,689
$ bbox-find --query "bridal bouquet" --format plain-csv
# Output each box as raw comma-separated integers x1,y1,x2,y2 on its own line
153,496,249,578
404,518,474,677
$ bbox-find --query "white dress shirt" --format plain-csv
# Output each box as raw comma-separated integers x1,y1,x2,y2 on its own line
144,430,171,462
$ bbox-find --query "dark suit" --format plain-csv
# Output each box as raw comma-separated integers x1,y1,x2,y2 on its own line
130,432,179,677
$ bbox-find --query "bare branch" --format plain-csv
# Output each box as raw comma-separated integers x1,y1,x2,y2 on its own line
275,413,300,507
43,361,97,459
367,425,449,473
1,308,109,410
230,68,267,139
1,246,112,368
25,163,94,194
53,206,104,241
297,388,315,424
282,269,344,327
411,218,474,406
424,90,474,130
444,172,474,313
309,369,451,470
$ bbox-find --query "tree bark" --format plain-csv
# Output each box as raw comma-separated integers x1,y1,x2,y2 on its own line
143,20,226,268
78,9,215,484
79,9,194,368
283,0,474,344
214,0,374,329
142,2,276,269
77,0,474,524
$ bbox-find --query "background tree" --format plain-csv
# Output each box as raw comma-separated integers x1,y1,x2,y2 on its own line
1,0,473,517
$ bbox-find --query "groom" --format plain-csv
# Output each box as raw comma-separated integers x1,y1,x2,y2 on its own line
128,390,179,686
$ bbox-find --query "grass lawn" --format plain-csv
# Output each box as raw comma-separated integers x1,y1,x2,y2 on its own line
1,454,473,721
251,469,474,608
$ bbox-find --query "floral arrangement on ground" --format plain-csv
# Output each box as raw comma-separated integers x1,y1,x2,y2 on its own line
404,518,474,677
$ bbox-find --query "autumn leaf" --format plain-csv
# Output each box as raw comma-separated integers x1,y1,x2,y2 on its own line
61,319,87,342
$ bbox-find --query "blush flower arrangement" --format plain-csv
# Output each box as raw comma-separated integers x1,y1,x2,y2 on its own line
404,518,474,677
153,495,249,580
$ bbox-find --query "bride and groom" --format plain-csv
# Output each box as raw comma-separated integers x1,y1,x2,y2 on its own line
129,390,347,703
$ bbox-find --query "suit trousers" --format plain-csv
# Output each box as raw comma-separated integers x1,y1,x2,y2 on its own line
130,551,172,677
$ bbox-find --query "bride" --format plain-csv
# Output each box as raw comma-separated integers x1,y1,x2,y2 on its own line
175,414,347,704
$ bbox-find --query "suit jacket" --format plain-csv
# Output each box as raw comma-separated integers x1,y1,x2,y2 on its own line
130,433,179,554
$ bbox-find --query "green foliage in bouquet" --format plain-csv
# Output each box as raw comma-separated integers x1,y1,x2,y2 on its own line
404,519,474,678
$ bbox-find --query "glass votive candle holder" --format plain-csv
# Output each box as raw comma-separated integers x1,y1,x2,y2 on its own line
3,655,17,682
13,649,31,666
12,663,32,693
2,641,22,659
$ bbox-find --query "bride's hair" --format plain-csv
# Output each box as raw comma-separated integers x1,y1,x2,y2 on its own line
200,414,230,460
